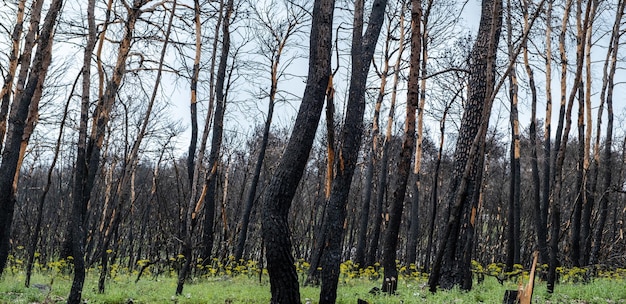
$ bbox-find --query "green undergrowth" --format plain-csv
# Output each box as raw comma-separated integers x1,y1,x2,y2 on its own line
0,257,625,303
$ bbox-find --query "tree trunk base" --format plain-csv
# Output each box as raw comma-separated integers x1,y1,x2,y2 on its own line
503,290,519,304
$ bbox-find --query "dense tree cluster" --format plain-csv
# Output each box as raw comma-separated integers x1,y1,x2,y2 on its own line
0,0,625,303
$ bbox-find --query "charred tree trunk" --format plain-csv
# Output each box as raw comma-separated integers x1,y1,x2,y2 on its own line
406,0,433,266
548,0,590,292
234,1,305,261
200,0,234,263
0,0,26,153
428,0,502,291
318,0,388,302
522,0,548,266
539,0,553,267
25,71,78,287
68,1,145,302
424,99,452,271
505,0,521,270
381,0,419,294
579,0,597,267
187,0,201,185
0,0,62,277
177,0,223,295
98,0,177,293
364,3,405,268
261,0,335,302
590,0,623,266
354,11,395,268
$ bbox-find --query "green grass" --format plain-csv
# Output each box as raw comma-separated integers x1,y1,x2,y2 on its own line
1,270,625,303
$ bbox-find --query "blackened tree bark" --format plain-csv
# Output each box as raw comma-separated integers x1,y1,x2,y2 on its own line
364,2,405,268
505,0,521,271
522,0,548,265
25,62,80,288
200,0,234,263
304,64,337,287
548,0,573,290
318,0,388,302
354,10,394,268
428,0,502,292
261,0,335,302
406,0,433,266
0,0,62,276
177,0,223,295
0,0,26,153
381,0,420,294
579,0,597,267
548,0,590,292
571,0,595,267
68,1,147,302
97,0,177,294
572,87,585,267
540,0,553,267
424,96,455,270
187,0,201,185
234,0,307,261
590,0,624,265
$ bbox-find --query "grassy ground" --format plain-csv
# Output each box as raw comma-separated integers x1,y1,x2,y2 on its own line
1,269,625,303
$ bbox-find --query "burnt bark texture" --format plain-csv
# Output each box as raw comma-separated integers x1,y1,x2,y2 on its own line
505,0,521,270
523,0,549,265
0,0,62,277
68,1,146,302
317,0,388,302
260,0,335,302
428,0,502,292
590,0,623,265
200,0,234,264
381,0,420,294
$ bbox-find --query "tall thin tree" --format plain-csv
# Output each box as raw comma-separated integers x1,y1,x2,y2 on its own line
68,1,148,302
380,0,420,293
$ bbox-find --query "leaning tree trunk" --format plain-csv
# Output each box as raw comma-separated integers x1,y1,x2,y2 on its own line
234,0,305,261
0,0,62,276
25,70,78,287
261,0,335,302
590,0,623,265
0,0,26,153
303,70,336,287
97,0,177,293
428,0,502,292
317,0,388,302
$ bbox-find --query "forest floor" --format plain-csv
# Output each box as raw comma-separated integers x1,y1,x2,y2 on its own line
0,258,625,303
